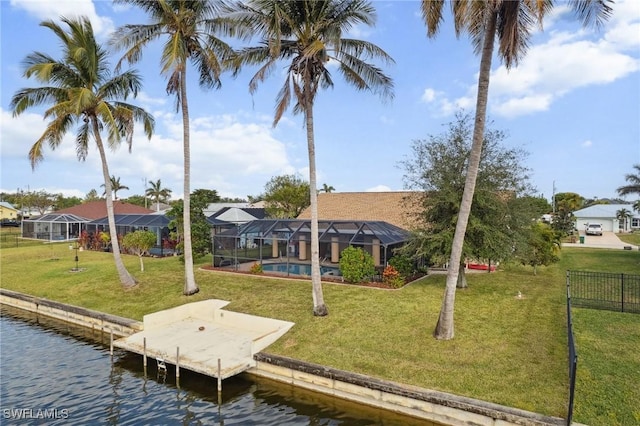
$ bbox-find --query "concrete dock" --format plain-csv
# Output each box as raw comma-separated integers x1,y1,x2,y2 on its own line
113,299,294,380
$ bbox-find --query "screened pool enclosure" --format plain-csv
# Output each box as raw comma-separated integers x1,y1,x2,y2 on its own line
212,219,409,271
21,213,89,241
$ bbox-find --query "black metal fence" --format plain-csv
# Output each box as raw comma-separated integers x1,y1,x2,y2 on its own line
565,273,578,426
568,271,640,314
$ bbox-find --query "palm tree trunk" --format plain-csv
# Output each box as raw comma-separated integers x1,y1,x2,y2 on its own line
92,120,136,288
180,68,199,296
305,88,328,316
434,9,497,340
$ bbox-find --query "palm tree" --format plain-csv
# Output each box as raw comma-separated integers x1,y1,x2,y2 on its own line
101,176,129,200
633,200,640,215
320,183,335,194
617,164,640,197
10,17,154,288
226,0,394,316
422,0,612,340
146,179,172,211
111,0,235,295
616,208,631,233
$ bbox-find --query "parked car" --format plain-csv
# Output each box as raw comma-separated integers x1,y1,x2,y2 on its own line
0,219,20,227
585,223,603,236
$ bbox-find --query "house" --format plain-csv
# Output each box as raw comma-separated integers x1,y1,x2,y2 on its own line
573,203,639,233
0,201,19,222
55,200,154,220
22,201,154,241
296,191,418,230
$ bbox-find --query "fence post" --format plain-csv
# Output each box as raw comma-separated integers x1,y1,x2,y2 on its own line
621,273,625,313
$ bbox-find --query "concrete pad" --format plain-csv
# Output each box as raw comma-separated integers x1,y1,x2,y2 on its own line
114,300,294,379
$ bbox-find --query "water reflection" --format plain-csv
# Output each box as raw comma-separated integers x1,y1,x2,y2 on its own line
1,305,439,425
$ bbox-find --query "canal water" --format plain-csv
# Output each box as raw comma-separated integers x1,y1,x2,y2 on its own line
0,306,439,425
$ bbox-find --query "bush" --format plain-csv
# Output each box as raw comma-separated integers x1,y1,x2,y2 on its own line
249,263,263,274
382,265,405,288
388,254,414,277
339,246,375,283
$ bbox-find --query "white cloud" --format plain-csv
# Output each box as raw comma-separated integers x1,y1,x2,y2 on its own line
9,0,115,37
581,140,593,148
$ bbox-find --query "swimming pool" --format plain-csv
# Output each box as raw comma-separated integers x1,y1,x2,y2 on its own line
261,262,341,277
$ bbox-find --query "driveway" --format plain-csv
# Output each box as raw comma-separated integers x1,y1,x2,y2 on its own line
562,231,638,250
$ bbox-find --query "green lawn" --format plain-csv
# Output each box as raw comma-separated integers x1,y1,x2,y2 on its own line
1,240,638,423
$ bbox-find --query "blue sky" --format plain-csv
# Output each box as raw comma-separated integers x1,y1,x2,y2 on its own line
1,0,639,203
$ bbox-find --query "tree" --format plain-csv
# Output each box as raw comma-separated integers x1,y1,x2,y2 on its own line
227,0,394,316
633,200,640,215
262,175,311,219
552,192,584,235
85,189,101,201
616,208,632,233
25,190,57,215
166,189,211,260
145,179,172,211
617,164,640,198
516,222,560,275
112,0,235,296
191,188,221,205
320,183,335,193
422,0,612,340
10,17,154,288
402,113,535,285
124,194,148,207
122,230,157,271
54,194,83,210
101,176,129,200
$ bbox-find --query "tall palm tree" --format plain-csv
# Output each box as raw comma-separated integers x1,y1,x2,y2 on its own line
10,17,154,288
617,164,640,197
146,179,172,211
111,0,235,295
226,0,394,316
101,175,129,200
422,0,612,340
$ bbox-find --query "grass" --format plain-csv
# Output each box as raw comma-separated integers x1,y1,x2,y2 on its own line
617,232,640,246
1,239,639,423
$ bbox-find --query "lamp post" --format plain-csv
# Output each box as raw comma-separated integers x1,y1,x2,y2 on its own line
70,241,80,271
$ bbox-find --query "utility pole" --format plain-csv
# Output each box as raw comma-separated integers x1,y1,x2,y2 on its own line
552,181,556,214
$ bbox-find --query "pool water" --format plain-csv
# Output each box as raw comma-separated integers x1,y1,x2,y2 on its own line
261,262,341,276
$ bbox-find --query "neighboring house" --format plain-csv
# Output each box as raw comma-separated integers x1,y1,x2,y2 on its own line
573,203,639,233
203,202,264,217
55,200,154,220
297,191,418,230
0,202,19,221
209,207,266,225
22,201,154,241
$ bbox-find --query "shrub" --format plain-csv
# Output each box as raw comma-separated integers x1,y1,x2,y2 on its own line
249,263,263,274
388,253,414,277
339,246,375,283
382,265,405,288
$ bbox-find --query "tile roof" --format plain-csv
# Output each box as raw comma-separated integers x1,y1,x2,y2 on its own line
55,200,154,220
297,192,419,230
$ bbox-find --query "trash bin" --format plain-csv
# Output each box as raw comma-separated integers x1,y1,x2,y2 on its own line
579,236,585,244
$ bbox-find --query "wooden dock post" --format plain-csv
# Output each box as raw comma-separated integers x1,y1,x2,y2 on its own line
217,358,222,392
176,347,180,379
143,337,147,368
109,329,113,357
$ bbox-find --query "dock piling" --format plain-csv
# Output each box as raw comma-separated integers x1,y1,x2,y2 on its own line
176,347,180,379
143,337,147,368
109,329,113,357
217,358,222,392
